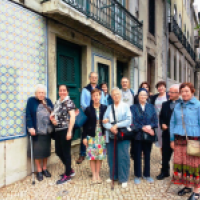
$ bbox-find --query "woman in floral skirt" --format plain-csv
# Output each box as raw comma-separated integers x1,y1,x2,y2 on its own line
170,82,200,200
83,88,107,184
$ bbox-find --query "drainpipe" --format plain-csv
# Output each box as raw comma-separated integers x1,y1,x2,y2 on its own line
165,0,169,88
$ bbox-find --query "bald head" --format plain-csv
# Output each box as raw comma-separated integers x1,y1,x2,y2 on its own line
169,84,180,101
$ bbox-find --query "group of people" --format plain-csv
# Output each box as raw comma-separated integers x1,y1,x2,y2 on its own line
26,71,200,200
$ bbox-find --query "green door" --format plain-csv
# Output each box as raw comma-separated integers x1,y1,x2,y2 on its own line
57,38,81,140
98,63,109,87
117,61,124,88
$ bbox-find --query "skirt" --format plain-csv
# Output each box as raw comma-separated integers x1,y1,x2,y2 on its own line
172,135,200,188
86,124,106,160
27,134,51,159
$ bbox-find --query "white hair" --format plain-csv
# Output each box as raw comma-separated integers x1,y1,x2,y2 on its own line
88,72,98,78
34,84,47,94
111,87,121,96
169,84,180,92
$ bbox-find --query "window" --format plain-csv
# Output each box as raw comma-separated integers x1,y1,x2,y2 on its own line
179,60,182,82
184,24,186,34
149,0,155,35
174,55,177,80
168,49,171,78
98,63,109,87
187,31,189,40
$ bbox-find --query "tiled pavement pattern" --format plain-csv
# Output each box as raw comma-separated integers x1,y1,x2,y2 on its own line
0,145,189,200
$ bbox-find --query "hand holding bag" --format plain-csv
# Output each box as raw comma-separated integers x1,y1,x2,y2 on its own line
181,106,200,157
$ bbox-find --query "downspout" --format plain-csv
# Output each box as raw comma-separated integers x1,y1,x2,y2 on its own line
45,19,49,97
165,0,169,88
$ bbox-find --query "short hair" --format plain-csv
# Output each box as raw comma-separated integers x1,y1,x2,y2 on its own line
91,88,101,96
169,84,180,91
58,84,68,91
100,82,108,88
121,77,129,82
35,84,47,94
139,81,151,92
89,72,98,78
111,87,121,96
155,81,166,89
179,82,195,93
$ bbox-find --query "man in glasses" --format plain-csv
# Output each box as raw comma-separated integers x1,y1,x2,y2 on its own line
76,72,101,164
156,84,181,180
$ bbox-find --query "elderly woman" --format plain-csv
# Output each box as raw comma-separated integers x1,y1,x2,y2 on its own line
82,89,107,184
26,84,53,181
170,83,200,200
151,81,169,149
130,88,158,184
103,87,131,188
50,85,76,185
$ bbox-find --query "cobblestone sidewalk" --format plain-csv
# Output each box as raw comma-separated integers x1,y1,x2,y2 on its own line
0,145,189,200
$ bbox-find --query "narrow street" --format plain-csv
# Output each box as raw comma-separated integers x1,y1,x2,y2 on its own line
0,145,187,200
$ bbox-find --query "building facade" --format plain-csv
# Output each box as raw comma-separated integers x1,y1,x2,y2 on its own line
0,0,143,187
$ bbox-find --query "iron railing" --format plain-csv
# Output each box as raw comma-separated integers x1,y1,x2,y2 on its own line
169,16,195,61
62,0,143,49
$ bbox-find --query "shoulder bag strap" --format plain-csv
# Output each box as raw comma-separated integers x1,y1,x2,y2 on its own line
181,105,188,140
111,104,117,124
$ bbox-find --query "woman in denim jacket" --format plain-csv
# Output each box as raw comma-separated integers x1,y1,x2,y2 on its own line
103,87,131,188
170,82,200,200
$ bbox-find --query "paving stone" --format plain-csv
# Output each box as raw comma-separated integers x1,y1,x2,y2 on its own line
0,145,188,200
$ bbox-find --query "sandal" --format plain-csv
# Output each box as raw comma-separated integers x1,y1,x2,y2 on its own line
178,187,192,196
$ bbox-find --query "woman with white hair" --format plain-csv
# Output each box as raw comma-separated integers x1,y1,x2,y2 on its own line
103,87,131,188
26,84,53,181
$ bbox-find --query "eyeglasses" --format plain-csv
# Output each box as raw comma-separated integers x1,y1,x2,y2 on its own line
169,92,179,94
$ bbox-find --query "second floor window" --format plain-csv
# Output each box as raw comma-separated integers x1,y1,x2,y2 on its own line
149,0,155,36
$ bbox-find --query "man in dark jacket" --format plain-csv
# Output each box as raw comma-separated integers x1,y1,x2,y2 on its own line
156,84,180,180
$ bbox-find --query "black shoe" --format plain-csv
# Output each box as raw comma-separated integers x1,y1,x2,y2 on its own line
188,192,200,200
156,172,170,180
36,172,43,181
56,175,71,185
178,187,192,196
42,169,51,178
60,169,75,177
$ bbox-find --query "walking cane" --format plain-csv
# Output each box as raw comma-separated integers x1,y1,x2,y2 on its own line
111,134,117,190
30,136,35,185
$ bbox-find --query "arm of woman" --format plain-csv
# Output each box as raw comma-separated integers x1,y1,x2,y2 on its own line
103,106,112,129
116,106,131,128
150,106,158,129
131,106,144,130
66,109,75,140
170,109,176,142
26,98,36,136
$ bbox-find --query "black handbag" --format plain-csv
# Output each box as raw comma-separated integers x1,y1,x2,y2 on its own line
143,130,158,142
109,104,135,141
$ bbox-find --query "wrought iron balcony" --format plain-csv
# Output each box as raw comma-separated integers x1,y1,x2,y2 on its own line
62,0,143,49
168,16,195,62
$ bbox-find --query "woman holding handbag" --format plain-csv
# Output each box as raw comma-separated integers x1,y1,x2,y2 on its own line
130,88,158,185
103,87,131,188
50,85,76,185
170,83,200,200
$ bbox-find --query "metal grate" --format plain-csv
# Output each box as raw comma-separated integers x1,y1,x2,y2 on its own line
58,55,75,83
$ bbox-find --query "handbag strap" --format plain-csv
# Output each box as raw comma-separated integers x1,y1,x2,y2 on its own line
181,105,188,141
111,104,117,124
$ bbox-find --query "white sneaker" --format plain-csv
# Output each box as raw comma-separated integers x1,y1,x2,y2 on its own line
122,182,127,188
106,179,112,183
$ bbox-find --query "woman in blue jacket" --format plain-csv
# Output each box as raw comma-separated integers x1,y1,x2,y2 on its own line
26,84,53,181
130,88,158,185
170,83,200,200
